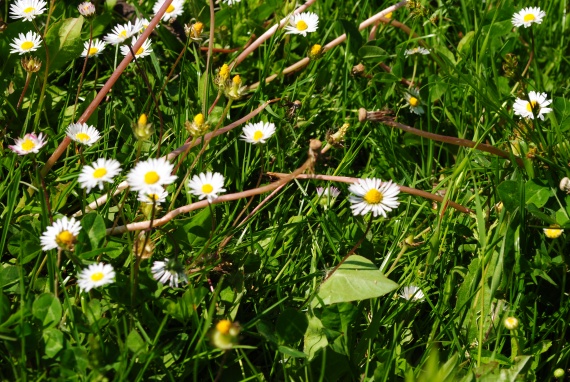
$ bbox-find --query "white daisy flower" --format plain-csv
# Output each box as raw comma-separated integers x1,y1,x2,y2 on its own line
151,258,188,288
104,19,144,45
9,31,42,55
513,91,552,120
78,158,122,193
316,186,341,208
188,171,226,203
135,17,158,34
8,132,46,155
512,7,545,28
77,263,115,292
348,178,400,217
404,89,424,115
10,0,47,21
285,12,319,37
66,123,101,146
240,121,276,144
120,37,153,59
153,0,185,22
398,285,425,301
404,47,430,56
126,157,177,195
40,216,82,251
138,188,169,205
78,2,95,17
222,0,241,5
81,39,106,57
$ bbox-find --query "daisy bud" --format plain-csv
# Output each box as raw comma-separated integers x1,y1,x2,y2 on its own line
560,177,570,194
185,113,210,137
309,44,324,60
21,56,42,73
554,369,565,379
185,21,204,41
316,186,340,208
225,75,247,100
133,113,154,141
503,317,519,331
211,320,240,350
78,2,96,17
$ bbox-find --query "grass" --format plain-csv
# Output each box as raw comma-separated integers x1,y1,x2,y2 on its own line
1,0,570,380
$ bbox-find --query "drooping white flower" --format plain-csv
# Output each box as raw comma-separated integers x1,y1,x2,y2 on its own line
348,178,400,217
153,0,185,22
512,7,545,28
240,122,276,144
40,216,82,251
284,12,319,37
78,158,122,193
126,157,177,195
137,188,169,205
9,31,42,55
9,133,46,155
188,171,226,203
222,0,241,5
81,39,106,57
404,47,430,56
398,285,425,301
10,0,47,21
151,258,188,288
77,263,115,292
513,91,552,120
120,37,153,59
66,123,101,146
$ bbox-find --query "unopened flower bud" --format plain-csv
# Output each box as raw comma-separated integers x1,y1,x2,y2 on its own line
133,113,154,141
554,369,565,379
503,317,519,330
211,320,240,350
560,177,570,193
21,57,42,73
225,75,247,100
78,2,96,17
309,44,324,60
185,113,210,137
185,21,204,41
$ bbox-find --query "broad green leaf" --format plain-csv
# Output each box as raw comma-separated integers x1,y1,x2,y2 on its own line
43,328,64,358
45,17,84,72
303,315,328,360
185,208,212,246
276,308,308,345
497,180,520,212
313,255,398,306
457,31,475,55
127,329,146,353
79,213,106,251
0,265,19,288
358,45,389,63
32,293,62,329
525,179,551,208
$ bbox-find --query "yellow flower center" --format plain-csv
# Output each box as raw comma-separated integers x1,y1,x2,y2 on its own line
88,47,98,56
21,41,34,50
119,30,127,38
296,20,308,31
202,184,214,194
193,22,204,35
253,131,264,141
76,132,91,142
21,138,36,151
136,46,144,55
90,272,104,282
166,4,175,13
544,228,563,239
385,12,393,19
194,113,205,125
144,171,160,184
216,320,232,334
364,189,383,204
526,101,538,112
93,168,107,179
56,230,75,247
24,6,35,13
148,194,159,201
409,96,419,107
523,13,535,22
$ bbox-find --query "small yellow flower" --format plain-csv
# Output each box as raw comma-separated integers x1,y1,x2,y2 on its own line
309,44,324,60
385,11,393,19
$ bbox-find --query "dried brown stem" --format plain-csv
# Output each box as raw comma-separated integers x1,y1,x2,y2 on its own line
266,173,472,214
40,0,174,177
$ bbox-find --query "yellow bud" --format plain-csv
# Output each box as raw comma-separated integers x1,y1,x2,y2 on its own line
193,22,204,35
309,44,324,60
138,113,148,128
232,75,241,86
385,12,393,19
193,113,205,126
219,64,230,81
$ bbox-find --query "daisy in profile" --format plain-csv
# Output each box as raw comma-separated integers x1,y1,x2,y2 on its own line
151,258,188,288
138,188,169,205
404,88,424,115
78,2,95,17
285,12,319,36
348,178,400,217
240,122,276,144
40,216,82,251
66,123,101,146
81,39,106,57
77,263,115,292
135,17,156,34
9,31,42,55
405,47,430,56
120,37,153,59
222,0,241,5
153,0,185,22
398,285,425,301
513,91,552,120
10,0,47,21
127,157,177,195
512,7,545,28
104,20,144,45
9,132,46,155
78,158,122,193
188,172,226,203
544,225,564,239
